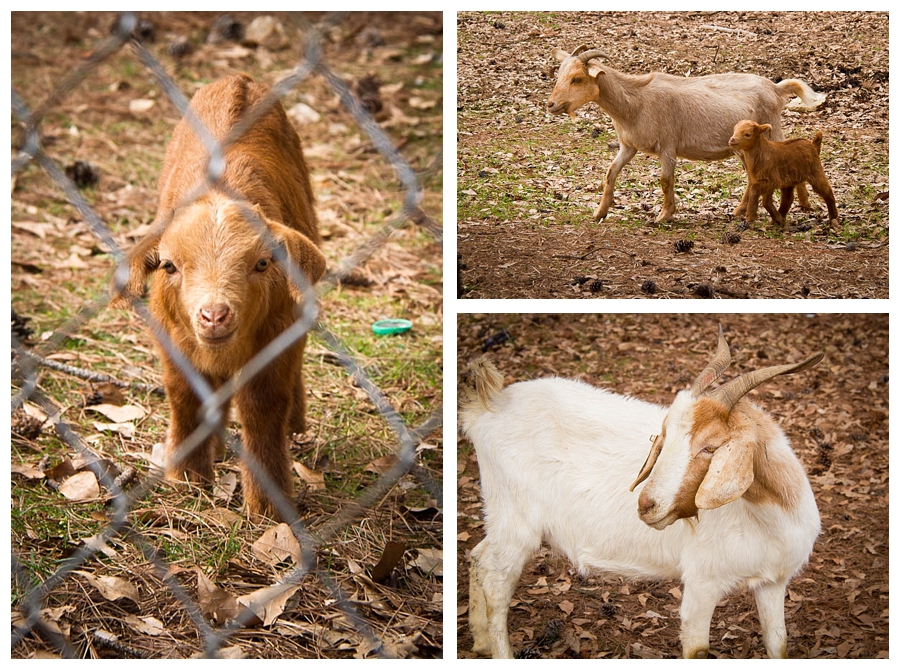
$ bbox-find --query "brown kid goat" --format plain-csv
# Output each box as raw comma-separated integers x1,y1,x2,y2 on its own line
111,74,327,519
728,119,839,226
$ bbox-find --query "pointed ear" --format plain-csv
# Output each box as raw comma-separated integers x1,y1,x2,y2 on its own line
267,219,327,301
552,48,570,63
758,123,773,135
588,64,606,79
109,229,161,309
695,440,754,509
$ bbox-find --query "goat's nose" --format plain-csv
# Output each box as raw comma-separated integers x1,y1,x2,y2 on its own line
547,100,556,110
638,494,656,518
199,304,232,328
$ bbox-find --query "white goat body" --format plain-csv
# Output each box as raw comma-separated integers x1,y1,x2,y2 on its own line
461,333,821,658
547,46,825,223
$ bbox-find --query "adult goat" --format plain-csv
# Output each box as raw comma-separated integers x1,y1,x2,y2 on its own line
461,327,822,658
547,46,825,223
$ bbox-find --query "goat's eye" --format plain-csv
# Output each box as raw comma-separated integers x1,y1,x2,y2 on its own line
254,258,270,272
702,446,717,454
572,77,583,84
161,260,177,275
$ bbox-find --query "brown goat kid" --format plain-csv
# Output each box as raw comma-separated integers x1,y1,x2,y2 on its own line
729,120,839,226
111,74,327,519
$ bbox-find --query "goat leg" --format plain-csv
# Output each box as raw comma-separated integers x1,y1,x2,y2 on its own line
656,154,678,222
594,144,637,222
754,581,789,658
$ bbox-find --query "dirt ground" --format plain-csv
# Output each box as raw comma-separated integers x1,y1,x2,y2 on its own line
457,12,888,299
457,314,888,658
11,11,442,659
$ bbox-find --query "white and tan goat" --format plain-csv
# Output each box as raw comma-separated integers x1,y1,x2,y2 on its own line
547,46,825,223
460,328,822,658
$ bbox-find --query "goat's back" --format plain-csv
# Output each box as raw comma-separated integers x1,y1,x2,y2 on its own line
463,377,694,577
156,74,319,243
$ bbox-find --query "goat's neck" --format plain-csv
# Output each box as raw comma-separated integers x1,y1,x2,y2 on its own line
743,136,778,178
594,66,652,121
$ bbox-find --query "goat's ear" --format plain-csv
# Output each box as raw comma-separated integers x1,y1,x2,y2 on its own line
267,219,327,301
694,441,754,509
552,48,570,63
757,123,773,135
588,64,606,78
109,230,161,309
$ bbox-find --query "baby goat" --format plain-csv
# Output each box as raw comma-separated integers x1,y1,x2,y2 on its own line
460,328,822,659
729,119,839,226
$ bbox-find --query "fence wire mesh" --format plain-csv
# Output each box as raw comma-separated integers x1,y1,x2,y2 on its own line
10,11,443,659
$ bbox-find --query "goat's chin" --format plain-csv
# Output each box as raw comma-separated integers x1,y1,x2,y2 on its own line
641,510,680,531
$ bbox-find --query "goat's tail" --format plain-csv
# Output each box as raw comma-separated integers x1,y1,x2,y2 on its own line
776,78,827,109
459,356,506,430
812,131,823,154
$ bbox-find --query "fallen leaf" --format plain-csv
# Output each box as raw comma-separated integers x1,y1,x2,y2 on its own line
74,571,139,604
58,471,100,501
92,421,136,439
364,455,397,474
293,461,325,490
409,547,442,577
123,614,165,636
11,463,44,479
371,541,406,583
87,403,145,423
196,569,249,626
236,582,301,627
251,523,301,566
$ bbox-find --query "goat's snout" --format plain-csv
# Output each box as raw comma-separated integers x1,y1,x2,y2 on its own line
196,303,235,343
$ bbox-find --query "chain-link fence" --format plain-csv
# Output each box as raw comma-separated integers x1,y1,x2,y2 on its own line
11,11,442,659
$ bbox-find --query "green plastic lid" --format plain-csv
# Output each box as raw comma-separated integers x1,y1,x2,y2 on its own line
372,318,413,335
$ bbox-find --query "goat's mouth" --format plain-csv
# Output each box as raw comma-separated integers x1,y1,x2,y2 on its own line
196,329,237,348
547,101,568,116
640,509,680,531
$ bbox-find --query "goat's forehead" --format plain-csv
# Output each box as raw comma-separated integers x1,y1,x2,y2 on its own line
161,199,268,259
557,57,588,78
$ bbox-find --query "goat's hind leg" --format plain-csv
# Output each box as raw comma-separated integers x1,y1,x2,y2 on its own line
754,581,789,658
468,535,534,658
656,153,678,223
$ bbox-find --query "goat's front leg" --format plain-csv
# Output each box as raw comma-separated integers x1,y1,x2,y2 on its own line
593,144,637,222
743,184,762,223
468,540,492,656
656,153,677,222
733,152,753,218
161,357,224,484
235,374,294,519
778,187,795,220
679,581,723,658
754,581,789,658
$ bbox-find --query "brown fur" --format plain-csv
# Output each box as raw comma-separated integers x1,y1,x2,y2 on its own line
111,74,327,519
666,397,803,520
729,119,839,226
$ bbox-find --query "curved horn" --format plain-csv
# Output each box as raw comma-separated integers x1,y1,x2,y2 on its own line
577,49,609,63
691,324,731,398
708,352,825,413
630,432,663,492
571,44,590,57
